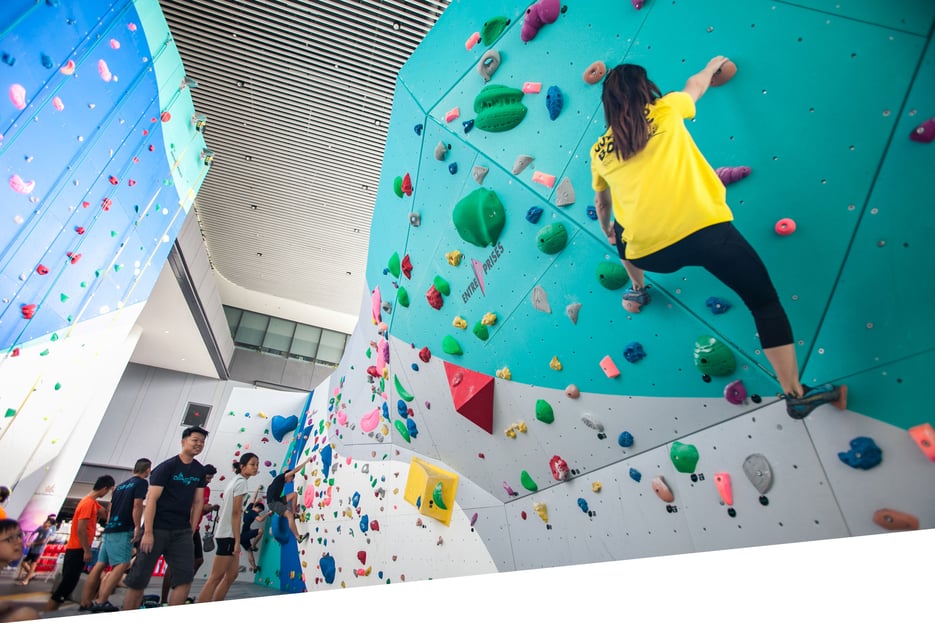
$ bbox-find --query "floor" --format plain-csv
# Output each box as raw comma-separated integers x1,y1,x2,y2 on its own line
0,566,288,618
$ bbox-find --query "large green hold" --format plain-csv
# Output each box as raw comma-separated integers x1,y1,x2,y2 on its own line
670,441,700,473
453,187,506,247
535,399,554,424
433,275,451,296
480,16,510,45
474,84,527,132
442,335,463,355
392,175,404,198
595,261,629,290
396,286,409,307
387,252,401,278
394,419,411,443
472,321,489,341
536,222,568,255
693,335,737,377
520,470,538,492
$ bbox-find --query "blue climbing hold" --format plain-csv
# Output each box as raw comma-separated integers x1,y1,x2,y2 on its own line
629,467,642,482
618,431,634,448
546,85,563,120
411,363,419,371
382,402,389,419
360,514,370,533
320,444,332,479
270,414,299,443
271,514,291,545
415,495,421,509
352,491,361,507
414,123,423,135
449,162,458,175
397,400,408,417
320,554,336,584
705,296,732,314
463,119,475,133
577,498,589,513
586,205,598,220
526,206,544,224
838,436,882,470
623,342,646,363
406,417,419,438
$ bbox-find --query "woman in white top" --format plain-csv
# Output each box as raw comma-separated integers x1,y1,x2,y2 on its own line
196,452,259,603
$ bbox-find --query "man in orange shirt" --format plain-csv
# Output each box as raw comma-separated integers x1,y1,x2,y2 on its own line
46,475,115,611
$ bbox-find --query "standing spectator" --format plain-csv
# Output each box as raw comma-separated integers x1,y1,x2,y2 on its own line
82,458,152,613
45,476,116,611
160,463,218,604
14,515,56,585
197,453,259,603
266,458,311,543
1,518,40,622
120,427,208,611
0,486,10,520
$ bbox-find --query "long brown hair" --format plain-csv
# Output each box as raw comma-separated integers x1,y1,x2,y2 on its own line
601,64,662,160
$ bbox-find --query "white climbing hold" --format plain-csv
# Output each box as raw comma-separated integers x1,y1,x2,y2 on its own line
472,165,489,184
565,302,581,324
513,154,534,175
531,285,551,313
555,177,575,206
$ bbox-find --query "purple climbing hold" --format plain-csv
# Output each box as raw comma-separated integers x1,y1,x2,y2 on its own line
910,117,935,143
724,379,747,405
526,206,544,224
706,296,731,314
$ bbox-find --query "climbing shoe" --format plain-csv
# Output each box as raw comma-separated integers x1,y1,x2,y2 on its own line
622,285,651,313
785,383,847,419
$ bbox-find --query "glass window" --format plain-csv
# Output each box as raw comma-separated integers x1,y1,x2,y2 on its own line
223,306,242,336
262,318,295,356
234,311,268,348
290,325,321,361
316,329,347,366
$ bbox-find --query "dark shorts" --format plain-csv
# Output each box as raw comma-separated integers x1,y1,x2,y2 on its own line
268,500,288,516
214,538,236,557
23,547,43,563
124,529,195,590
192,529,203,560
240,529,258,549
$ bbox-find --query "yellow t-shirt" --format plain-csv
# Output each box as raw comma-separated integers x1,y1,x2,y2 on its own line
590,91,733,259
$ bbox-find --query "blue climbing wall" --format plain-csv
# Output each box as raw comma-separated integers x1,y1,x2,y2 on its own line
0,0,209,352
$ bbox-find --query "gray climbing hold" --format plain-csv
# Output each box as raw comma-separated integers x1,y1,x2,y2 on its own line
513,154,534,175
477,49,501,82
472,165,489,184
555,177,575,206
531,285,551,314
743,453,773,495
409,212,421,227
435,141,450,161
565,302,581,324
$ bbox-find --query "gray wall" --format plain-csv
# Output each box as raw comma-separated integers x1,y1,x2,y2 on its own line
228,348,336,391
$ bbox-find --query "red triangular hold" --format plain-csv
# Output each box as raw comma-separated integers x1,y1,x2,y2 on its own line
443,361,495,434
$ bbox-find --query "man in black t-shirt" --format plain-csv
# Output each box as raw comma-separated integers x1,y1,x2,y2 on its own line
121,427,208,611
266,458,311,543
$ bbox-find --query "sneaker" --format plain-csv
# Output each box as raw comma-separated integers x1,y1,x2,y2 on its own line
297,533,309,544
90,601,119,613
785,383,847,419
78,604,94,612
622,285,651,313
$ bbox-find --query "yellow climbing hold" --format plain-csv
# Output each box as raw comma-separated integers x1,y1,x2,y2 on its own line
505,427,517,439
257,412,267,419
496,366,512,380
452,316,468,329
446,250,463,266
515,420,528,433
481,312,497,326
549,356,562,371
592,482,602,493
533,502,549,522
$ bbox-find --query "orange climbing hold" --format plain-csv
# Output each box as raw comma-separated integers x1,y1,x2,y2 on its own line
872,508,919,531
909,423,935,462
532,170,556,188
714,472,733,506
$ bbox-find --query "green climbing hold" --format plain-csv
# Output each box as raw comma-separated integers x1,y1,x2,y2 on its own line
452,187,506,248
670,441,699,473
397,286,409,308
520,470,538,492
393,175,404,198
433,275,451,296
536,222,568,255
4,408,15,418
366,347,372,358
442,335,463,355
595,261,629,290
60,293,69,302
432,482,448,510
394,419,411,443
693,335,737,377
50,333,58,342
474,84,527,132
535,399,554,424
480,16,510,45
472,321,489,341
394,375,414,402
388,252,401,278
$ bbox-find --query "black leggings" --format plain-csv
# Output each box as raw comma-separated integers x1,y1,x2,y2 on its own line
615,221,793,349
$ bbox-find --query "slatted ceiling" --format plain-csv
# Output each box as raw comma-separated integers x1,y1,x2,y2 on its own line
159,0,449,317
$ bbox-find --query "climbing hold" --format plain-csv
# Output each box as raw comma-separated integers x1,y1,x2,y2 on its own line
432,482,448,510
580,415,603,432
536,222,568,254
418,347,431,363
618,431,634,448
496,367,511,380
533,502,549,523
434,275,451,296
394,375,414,402
629,468,642,482
270,415,299,443
441,335,463,355
472,166,489,184
445,107,460,123
694,335,737,377
714,473,733,506
705,296,731,314
401,254,412,278
320,554,336,584
9,84,26,110
532,170,556,188
471,512,479,526
623,342,646,363
425,285,443,310
599,355,620,378
472,321,489,341
513,154,535,174
549,356,562,371
531,285,551,313
583,60,606,84
392,176,404,198
535,399,555,424
452,316,468,330
394,419,411,443
565,302,582,324
9,174,35,194
774,218,796,236
723,379,747,405
521,0,561,42
445,250,463,266
481,312,497,326
651,476,675,503
631,0,644,8
520,470,538,491
473,84,527,132
565,384,580,398
555,177,575,206
585,205,598,220
595,261,630,290
522,82,542,94
503,482,518,496
715,166,751,185
452,187,506,247
481,16,510,45
549,455,570,481
577,498,589,513
545,85,563,120
465,31,481,50
463,119,475,133
909,117,935,143
592,482,602,492
525,206,544,223
872,508,919,531
670,441,700,473
742,454,773,495
908,423,935,461
387,252,401,278
448,162,459,175
838,436,882,470
409,212,421,226
710,60,737,87
477,49,501,82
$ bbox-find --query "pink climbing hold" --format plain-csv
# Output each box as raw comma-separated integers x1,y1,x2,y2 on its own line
522,82,542,94
599,355,620,378
532,170,556,188
465,31,481,50
360,407,381,433
910,117,935,143
714,472,733,506
52,96,64,111
445,107,460,123
724,380,747,405
9,84,26,110
715,166,751,185
9,174,35,194
774,218,796,236
632,0,644,8
98,59,113,82
549,455,570,481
